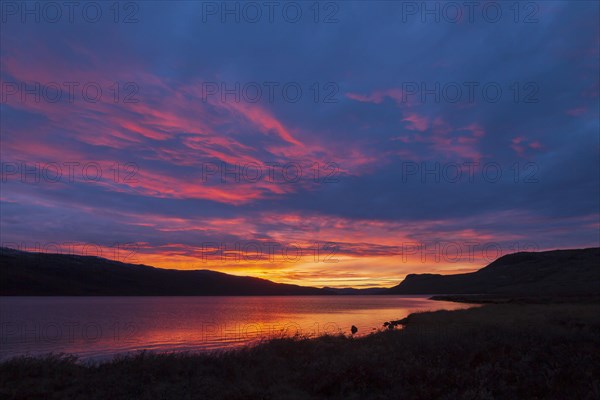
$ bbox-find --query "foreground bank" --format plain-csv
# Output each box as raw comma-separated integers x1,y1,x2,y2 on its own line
1,303,599,399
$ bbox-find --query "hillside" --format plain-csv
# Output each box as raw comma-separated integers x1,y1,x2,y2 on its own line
388,248,600,295
3,247,598,296
0,248,332,296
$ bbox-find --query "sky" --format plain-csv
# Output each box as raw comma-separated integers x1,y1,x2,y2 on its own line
1,1,599,288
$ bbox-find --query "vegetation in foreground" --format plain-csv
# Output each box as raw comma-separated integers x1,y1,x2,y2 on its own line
1,303,599,400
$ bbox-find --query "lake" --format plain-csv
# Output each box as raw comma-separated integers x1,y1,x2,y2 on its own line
0,296,474,360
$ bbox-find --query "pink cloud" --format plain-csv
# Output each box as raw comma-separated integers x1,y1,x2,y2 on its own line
393,116,484,160
402,113,429,132
511,137,543,156
346,88,402,103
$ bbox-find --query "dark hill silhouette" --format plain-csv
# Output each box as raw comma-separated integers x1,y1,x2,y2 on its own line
322,287,387,295
387,247,600,295
0,248,333,296
2,247,598,296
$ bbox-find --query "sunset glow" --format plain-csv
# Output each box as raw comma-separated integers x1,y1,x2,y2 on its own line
1,1,598,288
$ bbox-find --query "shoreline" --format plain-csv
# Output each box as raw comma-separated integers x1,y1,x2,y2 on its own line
0,295,473,363
430,293,600,304
2,301,599,399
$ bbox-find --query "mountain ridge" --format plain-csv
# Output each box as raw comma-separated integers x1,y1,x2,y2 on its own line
0,247,333,296
2,247,598,296
387,247,600,295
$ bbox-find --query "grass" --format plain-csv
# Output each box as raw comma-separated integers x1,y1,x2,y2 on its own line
1,303,599,399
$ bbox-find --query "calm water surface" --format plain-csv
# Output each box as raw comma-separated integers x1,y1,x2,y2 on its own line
0,296,474,360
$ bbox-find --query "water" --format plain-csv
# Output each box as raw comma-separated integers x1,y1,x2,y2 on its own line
0,296,474,360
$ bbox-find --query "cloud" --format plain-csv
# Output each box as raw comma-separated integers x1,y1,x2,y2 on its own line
1,1,599,286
